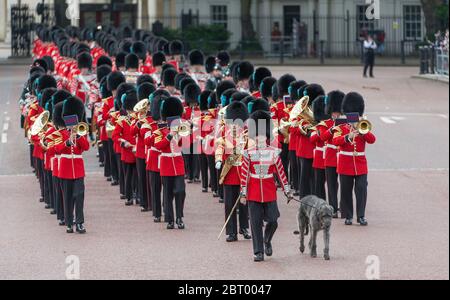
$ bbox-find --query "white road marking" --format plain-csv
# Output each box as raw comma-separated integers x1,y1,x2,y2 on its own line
1,133,7,143
368,112,448,119
371,168,449,172
5,117,10,122
3,123,8,131
391,116,406,121
380,117,397,124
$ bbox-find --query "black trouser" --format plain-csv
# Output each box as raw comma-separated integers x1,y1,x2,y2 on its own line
289,150,299,191
218,166,224,199
299,158,314,198
136,158,149,209
102,141,111,178
325,167,339,213
30,144,34,169
248,201,280,256
207,155,218,193
36,158,45,199
62,178,85,227
199,154,209,190
108,139,118,182
148,171,162,218
224,185,249,236
314,168,326,200
340,174,368,219
116,153,125,196
44,170,54,209
280,143,289,181
186,153,200,181
123,162,136,201
296,156,302,192
53,176,64,221
162,176,186,223
98,142,104,164
364,50,375,77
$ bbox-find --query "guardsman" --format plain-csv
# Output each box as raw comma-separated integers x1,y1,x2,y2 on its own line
144,90,171,222
132,82,156,212
123,53,143,85
112,89,138,206
197,90,215,193
251,67,272,99
151,51,166,86
240,110,291,262
51,102,66,226
70,52,96,105
236,61,254,93
333,92,376,226
205,56,222,91
57,96,90,234
320,90,346,218
168,40,184,72
115,52,127,72
204,92,220,198
310,96,330,200
161,68,179,96
154,97,187,230
215,101,251,242
260,77,277,105
188,50,208,91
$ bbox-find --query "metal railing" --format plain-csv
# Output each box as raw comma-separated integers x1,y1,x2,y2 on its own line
435,47,449,76
419,46,449,76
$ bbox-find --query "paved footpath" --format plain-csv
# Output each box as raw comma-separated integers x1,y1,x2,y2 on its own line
0,65,448,280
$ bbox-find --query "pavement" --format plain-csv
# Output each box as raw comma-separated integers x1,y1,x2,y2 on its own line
0,65,448,280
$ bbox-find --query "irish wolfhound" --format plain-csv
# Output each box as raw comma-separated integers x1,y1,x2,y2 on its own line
298,195,334,260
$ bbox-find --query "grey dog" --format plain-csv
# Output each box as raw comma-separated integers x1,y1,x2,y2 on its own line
298,195,334,260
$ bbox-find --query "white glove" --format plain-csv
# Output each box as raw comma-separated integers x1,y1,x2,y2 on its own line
215,161,222,170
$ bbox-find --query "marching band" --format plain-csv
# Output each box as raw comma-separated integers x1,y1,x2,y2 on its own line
21,24,376,262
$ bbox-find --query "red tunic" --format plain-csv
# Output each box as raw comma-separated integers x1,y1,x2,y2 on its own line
318,119,339,168
54,130,90,180
271,100,293,144
97,96,114,142
153,127,185,177
332,124,376,176
240,145,288,203
310,129,326,170
143,121,160,172
112,116,136,164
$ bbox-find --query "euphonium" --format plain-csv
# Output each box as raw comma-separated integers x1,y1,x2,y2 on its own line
356,119,372,135
30,111,50,136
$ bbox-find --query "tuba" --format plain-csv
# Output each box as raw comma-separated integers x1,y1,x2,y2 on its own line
31,111,50,136
290,96,317,135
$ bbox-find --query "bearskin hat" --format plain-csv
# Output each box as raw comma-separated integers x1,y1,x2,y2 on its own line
162,68,178,87
121,89,138,111
289,80,307,101
249,76,256,93
119,39,132,53
326,90,346,115
215,80,236,100
189,49,204,66
115,52,128,69
208,93,218,109
40,88,57,108
304,84,325,104
277,74,296,97
137,74,155,86
248,98,270,114
312,96,330,122
150,90,171,121
230,91,250,103
76,43,91,56
107,71,126,92
62,96,85,121
37,75,57,92
205,56,217,73
161,63,176,74
260,77,277,99
51,89,72,106
342,92,365,116
99,77,112,99
77,52,92,70
131,41,147,61
225,101,249,123
137,82,156,101
125,53,139,70
179,78,196,95
199,90,211,111
161,97,184,120
243,96,257,107
231,61,241,83
175,73,189,90
217,51,231,67
220,88,237,107
237,61,254,81
29,66,45,76
32,59,48,73
42,56,55,73
115,83,135,110
248,110,273,141
184,83,201,105
97,55,113,68
52,102,65,128
169,40,184,56
253,67,272,87
97,65,112,83
272,83,279,102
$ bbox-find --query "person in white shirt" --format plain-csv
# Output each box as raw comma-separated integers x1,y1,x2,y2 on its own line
363,35,377,78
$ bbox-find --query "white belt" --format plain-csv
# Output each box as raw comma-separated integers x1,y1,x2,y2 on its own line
327,144,338,150
250,174,274,179
160,152,182,158
315,147,325,152
60,154,83,159
150,147,161,153
339,151,365,157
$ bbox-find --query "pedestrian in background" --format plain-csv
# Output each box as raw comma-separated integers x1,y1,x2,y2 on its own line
363,35,377,78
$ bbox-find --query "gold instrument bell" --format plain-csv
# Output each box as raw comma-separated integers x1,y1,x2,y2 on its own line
171,121,191,138
356,118,372,135
31,111,50,136
73,122,89,136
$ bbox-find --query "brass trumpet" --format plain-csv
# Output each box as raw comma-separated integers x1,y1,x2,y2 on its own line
356,119,372,135
171,121,191,137
73,122,89,136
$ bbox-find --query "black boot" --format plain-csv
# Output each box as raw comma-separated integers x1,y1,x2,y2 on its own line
265,242,273,257
59,220,66,226
226,234,238,242
66,226,74,234
76,224,86,234
357,217,368,226
239,228,251,240
111,180,119,186
154,217,161,223
167,222,175,230
125,200,133,206
176,218,185,229
345,219,353,226
254,253,264,262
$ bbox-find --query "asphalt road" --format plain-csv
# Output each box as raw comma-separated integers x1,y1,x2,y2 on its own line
0,65,448,280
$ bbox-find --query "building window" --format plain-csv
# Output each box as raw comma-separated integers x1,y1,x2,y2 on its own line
211,5,228,29
356,5,375,38
404,5,422,40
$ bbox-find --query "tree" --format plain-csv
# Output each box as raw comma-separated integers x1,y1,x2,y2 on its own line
420,0,446,39
240,0,256,41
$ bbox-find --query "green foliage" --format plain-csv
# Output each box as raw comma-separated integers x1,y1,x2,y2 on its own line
159,24,231,54
436,4,449,30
